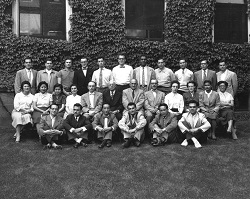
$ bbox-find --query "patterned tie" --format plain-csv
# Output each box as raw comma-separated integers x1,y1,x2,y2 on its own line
203,69,207,81
99,68,103,88
111,91,114,100
142,67,145,87
182,69,185,74
27,70,31,83
132,90,135,99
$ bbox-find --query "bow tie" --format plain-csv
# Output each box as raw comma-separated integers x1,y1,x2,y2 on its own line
120,66,125,68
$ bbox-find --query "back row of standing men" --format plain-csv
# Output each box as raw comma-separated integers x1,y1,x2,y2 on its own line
14,54,238,97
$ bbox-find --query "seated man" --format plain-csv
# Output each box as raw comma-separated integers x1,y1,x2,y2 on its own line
144,79,165,123
122,79,145,114
118,102,147,148
103,80,123,120
38,104,64,149
149,103,178,146
178,100,211,148
63,103,92,148
92,104,118,148
81,81,103,119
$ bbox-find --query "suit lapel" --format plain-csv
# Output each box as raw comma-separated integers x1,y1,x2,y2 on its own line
22,69,28,80
53,116,61,129
46,115,53,128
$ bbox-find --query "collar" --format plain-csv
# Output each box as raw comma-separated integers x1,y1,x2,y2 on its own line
82,67,88,70
158,67,166,72
89,92,95,95
25,68,31,72
187,112,199,117
45,69,52,73
119,65,125,68
63,68,73,72
50,115,56,120
205,90,212,95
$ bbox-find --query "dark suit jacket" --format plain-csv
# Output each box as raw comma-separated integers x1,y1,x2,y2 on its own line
103,89,123,113
183,92,199,110
14,69,37,94
63,114,92,132
194,69,217,92
92,112,118,130
73,68,94,95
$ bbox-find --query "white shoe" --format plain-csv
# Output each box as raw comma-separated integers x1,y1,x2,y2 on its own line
181,139,188,147
192,137,202,148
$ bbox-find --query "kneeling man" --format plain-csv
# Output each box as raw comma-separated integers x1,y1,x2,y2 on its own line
118,102,146,148
92,104,118,148
149,103,178,146
63,103,92,148
178,100,211,148
38,104,64,149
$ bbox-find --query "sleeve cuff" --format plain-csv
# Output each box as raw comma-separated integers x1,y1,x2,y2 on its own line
69,128,74,133
81,127,87,131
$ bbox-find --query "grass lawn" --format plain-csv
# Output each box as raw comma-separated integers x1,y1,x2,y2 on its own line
1,121,250,199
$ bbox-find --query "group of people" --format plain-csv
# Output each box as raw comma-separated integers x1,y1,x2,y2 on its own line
12,54,238,149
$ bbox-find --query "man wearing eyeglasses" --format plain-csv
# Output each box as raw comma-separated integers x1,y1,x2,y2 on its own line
111,54,133,92
14,57,37,95
178,100,211,148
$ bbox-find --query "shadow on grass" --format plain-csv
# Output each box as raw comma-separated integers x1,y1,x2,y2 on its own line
1,121,250,199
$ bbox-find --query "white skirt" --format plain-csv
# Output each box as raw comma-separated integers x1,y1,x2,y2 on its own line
12,111,33,128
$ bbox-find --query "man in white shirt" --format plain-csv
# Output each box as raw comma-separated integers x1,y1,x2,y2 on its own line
155,58,175,94
14,57,37,94
174,59,193,95
63,103,92,148
178,100,211,148
111,54,133,92
133,55,156,91
92,58,112,93
37,58,58,93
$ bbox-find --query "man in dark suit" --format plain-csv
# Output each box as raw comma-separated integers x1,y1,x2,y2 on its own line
73,57,94,95
92,104,118,148
63,103,92,148
14,57,37,94
103,80,123,120
38,104,64,149
194,60,217,93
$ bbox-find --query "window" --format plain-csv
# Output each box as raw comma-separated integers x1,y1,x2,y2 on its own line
12,0,72,40
125,0,164,41
214,0,248,44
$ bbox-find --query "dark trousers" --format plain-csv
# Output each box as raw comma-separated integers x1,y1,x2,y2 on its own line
116,84,130,93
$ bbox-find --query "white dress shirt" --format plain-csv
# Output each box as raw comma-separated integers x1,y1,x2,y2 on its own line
25,68,33,84
164,92,184,114
175,68,193,92
205,90,212,98
92,67,112,88
139,66,148,86
89,92,95,109
111,64,133,85
220,69,228,81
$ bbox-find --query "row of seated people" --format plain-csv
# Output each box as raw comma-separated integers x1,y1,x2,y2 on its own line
11,78,237,148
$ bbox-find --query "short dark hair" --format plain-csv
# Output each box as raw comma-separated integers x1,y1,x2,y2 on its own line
217,81,228,88
127,102,136,108
70,84,78,90
88,81,96,86
171,80,180,88
37,81,48,91
102,103,110,109
188,100,199,107
186,80,197,88
53,83,63,91
73,103,82,110
21,81,31,90
158,103,168,110
203,80,212,86
50,103,59,109
219,58,226,64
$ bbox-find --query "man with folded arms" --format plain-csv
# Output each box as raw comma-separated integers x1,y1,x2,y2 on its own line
63,103,92,148
118,102,147,148
149,103,178,146
178,100,211,148
92,104,118,148
38,104,64,149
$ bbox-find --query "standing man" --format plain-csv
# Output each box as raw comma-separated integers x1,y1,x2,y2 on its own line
92,57,112,93
57,58,74,96
193,60,217,93
38,104,64,149
149,103,179,146
155,58,175,94
73,57,94,96
216,59,238,96
111,54,133,92
92,104,118,148
14,57,37,95
174,59,193,95
103,80,123,120
63,103,92,148
118,102,147,148
36,58,58,93
81,81,103,119
133,55,156,92
122,79,145,114
178,100,211,148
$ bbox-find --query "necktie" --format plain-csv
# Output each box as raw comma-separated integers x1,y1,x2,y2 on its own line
203,70,207,81
111,91,114,100
132,90,135,99
27,70,31,83
182,69,185,74
142,67,145,87
48,71,51,83
51,117,55,128
99,68,103,88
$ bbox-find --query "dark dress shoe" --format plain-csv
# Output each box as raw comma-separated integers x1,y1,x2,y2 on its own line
98,140,107,149
153,138,162,147
73,142,81,148
122,138,133,148
134,139,141,147
151,138,157,145
55,145,63,150
106,140,112,147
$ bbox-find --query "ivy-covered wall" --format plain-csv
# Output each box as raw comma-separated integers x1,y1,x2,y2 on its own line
0,0,249,93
